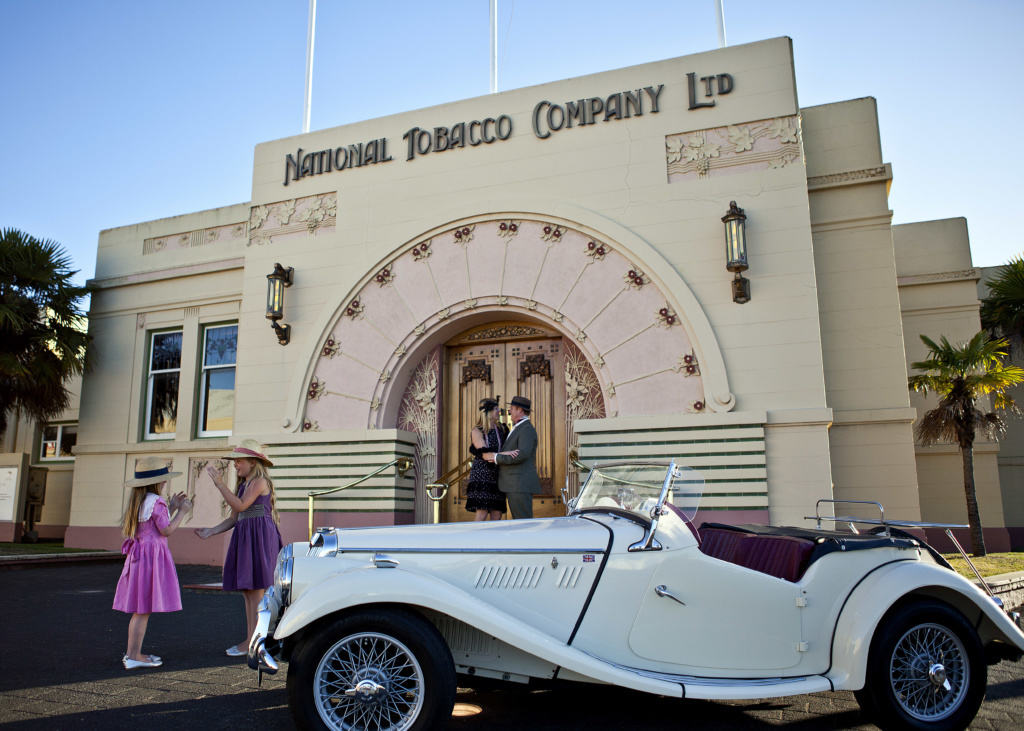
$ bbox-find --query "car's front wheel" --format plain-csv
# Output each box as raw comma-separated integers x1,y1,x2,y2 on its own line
856,599,986,730
287,608,456,731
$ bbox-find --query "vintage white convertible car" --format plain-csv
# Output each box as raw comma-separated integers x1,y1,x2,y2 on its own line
248,461,1024,731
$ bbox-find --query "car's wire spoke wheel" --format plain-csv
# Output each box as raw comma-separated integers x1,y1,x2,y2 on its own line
314,631,425,731
888,622,969,722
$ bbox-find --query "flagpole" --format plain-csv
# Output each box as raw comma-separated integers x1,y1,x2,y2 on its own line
303,0,317,133
715,0,726,48
489,0,497,93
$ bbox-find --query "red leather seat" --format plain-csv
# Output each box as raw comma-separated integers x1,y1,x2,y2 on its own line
734,534,814,582
698,527,751,563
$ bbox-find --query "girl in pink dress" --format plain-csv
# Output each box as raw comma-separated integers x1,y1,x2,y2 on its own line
195,439,283,657
113,457,191,669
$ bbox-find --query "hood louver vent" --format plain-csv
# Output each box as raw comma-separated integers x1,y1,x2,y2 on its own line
474,564,543,590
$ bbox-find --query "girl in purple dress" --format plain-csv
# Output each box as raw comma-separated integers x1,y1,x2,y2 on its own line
113,457,192,670
195,439,283,657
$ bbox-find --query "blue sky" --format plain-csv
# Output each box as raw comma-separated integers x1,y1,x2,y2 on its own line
2,0,1021,285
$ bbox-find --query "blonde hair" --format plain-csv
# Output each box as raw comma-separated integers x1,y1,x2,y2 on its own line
240,460,279,526
121,483,162,538
476,405,498,431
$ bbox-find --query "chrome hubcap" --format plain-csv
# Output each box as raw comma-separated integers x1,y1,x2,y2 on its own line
314,632,424,730
889,622,968,721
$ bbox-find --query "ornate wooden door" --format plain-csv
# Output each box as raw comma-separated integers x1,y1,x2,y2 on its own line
443,323,566,522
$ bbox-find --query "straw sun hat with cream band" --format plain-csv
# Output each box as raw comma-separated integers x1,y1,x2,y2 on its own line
223,439,273,466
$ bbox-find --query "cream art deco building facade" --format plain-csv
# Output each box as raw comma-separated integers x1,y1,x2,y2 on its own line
51,37,1020,562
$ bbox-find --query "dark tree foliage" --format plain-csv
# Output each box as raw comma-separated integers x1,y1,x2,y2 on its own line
908,332,1024,556
981,255,1024,357
0,229,91,436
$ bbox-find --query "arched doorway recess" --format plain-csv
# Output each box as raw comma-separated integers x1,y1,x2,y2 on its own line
296,214,731,522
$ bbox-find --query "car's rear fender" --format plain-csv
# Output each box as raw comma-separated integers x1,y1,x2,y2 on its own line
829,560,1024,690
274,563,684,697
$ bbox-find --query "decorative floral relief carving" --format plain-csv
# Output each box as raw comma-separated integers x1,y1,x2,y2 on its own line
497,220,520,239
564,340,605,421
371,398,381,411
674,350,700,377
414,324,426,336
584,240,608,260
594,354,605,368
379,370,391,384
462,325,548,342
250,205,269,230
302,419,320,432
666,115,803,182
540,224,565,243
374,265,394,286
497,295,508,305
394,345,407,357
321,337,341,358
656,305,678,327
575,329,587,343
344,298,364,319
462,358,492,384
452,225,475,245
464,299,478,310
526,300,538,311
437,307,451,320
520,354,552,380
298,195,337,234
247,193,338,245
625,267,648,289
307,377,326,401
412,240,431,261
278,199,296,225
691,400,706,412
398,351,441,501
552,311,564,322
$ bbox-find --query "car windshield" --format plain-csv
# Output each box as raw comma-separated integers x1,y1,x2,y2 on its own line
574,461,705,522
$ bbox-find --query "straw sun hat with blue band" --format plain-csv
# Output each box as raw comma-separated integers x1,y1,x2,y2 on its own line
124,456,182,488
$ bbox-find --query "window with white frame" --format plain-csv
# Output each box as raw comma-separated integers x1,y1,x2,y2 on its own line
198,324,237,437
145,330,182,439
40,423,77,460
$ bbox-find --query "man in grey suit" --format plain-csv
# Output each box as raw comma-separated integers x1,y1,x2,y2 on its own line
485,395,541,519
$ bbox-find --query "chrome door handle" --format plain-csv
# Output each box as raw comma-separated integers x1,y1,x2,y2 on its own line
654,584,686,606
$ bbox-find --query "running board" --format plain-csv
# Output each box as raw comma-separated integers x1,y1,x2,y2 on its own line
602,659,833,700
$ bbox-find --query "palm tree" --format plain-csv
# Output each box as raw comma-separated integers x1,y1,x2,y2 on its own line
981,255,1024,356
908,332,1024,556
0,229,91,437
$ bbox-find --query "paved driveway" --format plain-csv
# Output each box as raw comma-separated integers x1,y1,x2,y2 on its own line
0,562,1021,729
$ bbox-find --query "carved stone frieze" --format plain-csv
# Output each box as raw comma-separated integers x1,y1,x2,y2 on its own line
666,115,803,182
143,221,247,255
247,192,337,246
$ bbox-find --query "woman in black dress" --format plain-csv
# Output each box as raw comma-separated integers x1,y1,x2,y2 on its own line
466,397,509,520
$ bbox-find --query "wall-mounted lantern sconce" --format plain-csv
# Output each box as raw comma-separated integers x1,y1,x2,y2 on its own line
722,200,750,304
266,263,294,345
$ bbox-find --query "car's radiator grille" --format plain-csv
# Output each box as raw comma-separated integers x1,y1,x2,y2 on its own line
473,564,543,590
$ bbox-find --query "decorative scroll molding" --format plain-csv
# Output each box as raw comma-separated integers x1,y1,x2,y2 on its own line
897,268,980,288
457,324,551,343
248,192,337,246
807,164,892,191
666,115,802,182
143,221,247,255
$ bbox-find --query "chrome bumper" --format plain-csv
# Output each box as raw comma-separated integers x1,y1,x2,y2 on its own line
247,587,281,675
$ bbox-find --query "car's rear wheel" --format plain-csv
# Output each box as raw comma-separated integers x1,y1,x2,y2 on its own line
856,599,985,730
287,608,455,731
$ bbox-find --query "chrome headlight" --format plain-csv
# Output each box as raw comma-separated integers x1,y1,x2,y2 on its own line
274,543,294,606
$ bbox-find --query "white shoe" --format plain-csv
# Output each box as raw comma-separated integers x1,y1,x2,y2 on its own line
123,654,162,669
226,645,246,657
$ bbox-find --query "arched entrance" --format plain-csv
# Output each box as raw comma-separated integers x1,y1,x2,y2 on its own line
442,322,567,521
292,212,732,524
